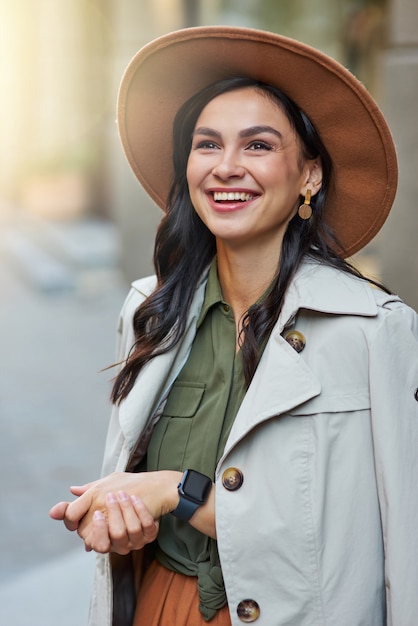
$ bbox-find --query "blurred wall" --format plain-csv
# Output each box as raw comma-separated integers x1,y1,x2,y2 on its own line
105,0,194,282
378,0,418,309
0,1,113,216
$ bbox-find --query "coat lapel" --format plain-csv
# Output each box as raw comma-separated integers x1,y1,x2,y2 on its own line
223,328,321,456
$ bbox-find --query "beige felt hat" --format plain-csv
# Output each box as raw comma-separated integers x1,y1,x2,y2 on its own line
117,26,398,257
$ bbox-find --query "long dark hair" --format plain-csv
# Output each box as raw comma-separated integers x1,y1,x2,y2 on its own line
111,77,385,404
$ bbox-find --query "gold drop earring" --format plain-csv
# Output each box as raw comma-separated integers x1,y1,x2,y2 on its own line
298,189,312,220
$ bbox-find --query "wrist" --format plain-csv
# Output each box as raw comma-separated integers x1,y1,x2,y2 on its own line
159,470,183,515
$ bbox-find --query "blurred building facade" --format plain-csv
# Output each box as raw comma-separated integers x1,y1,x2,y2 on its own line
379,0,418,309
0,0,416,307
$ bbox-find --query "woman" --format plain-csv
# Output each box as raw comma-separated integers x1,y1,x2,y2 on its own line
50,27,418,626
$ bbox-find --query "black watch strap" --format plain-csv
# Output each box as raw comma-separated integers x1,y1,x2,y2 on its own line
171,494,201,520
171,469,212,521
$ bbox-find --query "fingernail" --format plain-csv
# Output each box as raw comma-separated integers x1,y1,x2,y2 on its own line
118,490,129,502
106,492,117,504
93,510,105,521
130,495,141,504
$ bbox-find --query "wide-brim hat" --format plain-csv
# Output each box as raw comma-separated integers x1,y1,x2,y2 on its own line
117,26,398,257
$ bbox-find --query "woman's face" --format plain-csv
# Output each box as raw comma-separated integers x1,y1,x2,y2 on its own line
186,87,322,253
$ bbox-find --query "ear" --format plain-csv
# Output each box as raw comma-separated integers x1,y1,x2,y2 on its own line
301,157,322,197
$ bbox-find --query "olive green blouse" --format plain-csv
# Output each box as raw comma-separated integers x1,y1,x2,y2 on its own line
146,258,248,621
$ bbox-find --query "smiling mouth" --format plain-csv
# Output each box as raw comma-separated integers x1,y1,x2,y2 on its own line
212,191,257,202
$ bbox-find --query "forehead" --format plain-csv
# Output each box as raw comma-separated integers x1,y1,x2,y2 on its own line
195,87,292,127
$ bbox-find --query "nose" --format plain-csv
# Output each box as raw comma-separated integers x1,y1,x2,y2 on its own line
211,149,245,180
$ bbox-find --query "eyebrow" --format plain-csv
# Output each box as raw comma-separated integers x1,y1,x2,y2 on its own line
193,125,283,140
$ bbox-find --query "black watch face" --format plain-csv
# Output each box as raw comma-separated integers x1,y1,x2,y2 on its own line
183,470,211,503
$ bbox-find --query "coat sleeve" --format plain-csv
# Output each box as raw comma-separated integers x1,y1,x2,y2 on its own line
100,284,149,476
369,301,418,625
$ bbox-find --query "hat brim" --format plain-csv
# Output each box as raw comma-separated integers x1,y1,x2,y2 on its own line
117,26,397,257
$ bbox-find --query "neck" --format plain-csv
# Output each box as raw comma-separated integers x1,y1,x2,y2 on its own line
216,241,280,323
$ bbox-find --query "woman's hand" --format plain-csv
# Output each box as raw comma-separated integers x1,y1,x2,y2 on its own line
49,470,181,543
84,491,159,554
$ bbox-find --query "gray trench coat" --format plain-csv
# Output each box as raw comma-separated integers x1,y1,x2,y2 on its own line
89,261,418,626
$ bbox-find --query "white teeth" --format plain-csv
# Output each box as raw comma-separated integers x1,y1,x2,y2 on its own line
213,191,255,202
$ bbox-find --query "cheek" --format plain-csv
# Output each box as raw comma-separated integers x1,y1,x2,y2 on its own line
186,157,202,196
185,157,193,186
187,151,215,183
186,160,202,212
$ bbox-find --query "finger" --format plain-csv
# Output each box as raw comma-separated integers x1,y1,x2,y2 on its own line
70,479,100,496
64,518,80,532
84,511,111,554
130,495,159,542
50,500,85,532
49,501,70,521
71,472,126,496
64,490,96,531
116,491,144,542
106,493,132,555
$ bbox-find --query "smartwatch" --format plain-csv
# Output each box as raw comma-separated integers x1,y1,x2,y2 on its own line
171,469,212,521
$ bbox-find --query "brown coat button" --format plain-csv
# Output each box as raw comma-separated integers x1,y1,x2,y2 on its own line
237,599,260,622
284,329,306,353
222,467,244,491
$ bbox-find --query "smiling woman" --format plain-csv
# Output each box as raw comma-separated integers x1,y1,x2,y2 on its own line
50,26,418,626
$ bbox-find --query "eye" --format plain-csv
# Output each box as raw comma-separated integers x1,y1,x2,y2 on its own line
193,140,219,150
247,140,273,151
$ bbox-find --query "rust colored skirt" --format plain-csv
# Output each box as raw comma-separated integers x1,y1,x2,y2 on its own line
133,560,232,626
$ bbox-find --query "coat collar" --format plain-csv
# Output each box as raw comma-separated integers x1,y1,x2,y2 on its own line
131,260,382,328
278,260,379,333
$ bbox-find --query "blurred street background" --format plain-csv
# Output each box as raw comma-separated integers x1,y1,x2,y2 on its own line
0,0,417,624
